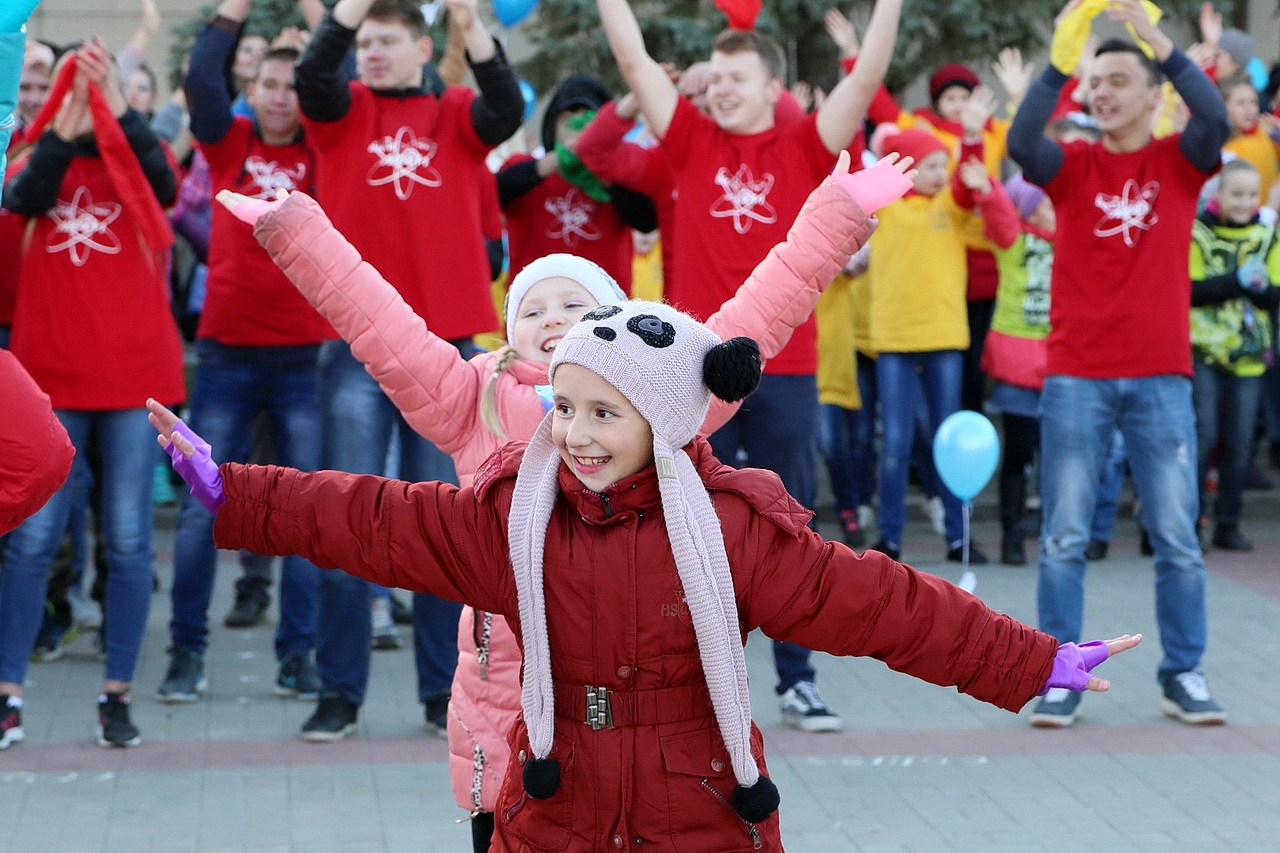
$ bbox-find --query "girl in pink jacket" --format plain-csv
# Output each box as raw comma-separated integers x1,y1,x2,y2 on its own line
218,150,911,848
150,300,1137,852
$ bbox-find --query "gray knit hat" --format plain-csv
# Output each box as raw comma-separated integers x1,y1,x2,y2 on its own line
503,254,627,345
506,301,777,821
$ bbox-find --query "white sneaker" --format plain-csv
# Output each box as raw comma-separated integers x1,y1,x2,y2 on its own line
371,597,402,650
857,504,876,533
925,496,946,535
779,681,842,732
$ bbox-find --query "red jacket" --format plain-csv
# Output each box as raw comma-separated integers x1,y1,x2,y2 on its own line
0,350,74,535
213,438,1057,852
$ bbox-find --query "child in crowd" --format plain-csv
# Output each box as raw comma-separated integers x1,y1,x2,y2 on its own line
1189,158,1280,551
1218,74,1280,209
149,299,1138,852
218,149,910,851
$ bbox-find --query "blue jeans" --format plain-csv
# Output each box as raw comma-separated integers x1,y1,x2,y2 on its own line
1192,362,1263,528
875,351,965,548
1089,428,1128,543
710,373,819,693
317,340,464,706
850,353,878,508
817,403,859,515
0,408,155,684
1037,375,1207,678
169,341,322,659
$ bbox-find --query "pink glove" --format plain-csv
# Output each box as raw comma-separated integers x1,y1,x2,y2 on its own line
225,195,281,227
1038,640,1110,695
832,157,914,215
163,420,225,514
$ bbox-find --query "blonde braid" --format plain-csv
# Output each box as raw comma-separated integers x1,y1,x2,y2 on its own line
479,347,521,440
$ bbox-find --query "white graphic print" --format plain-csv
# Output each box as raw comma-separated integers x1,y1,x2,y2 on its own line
544,187,601,246
709,164,777,234
366,127,442,200
243,156,307,199
46,186,122,267
1093,179,1159,248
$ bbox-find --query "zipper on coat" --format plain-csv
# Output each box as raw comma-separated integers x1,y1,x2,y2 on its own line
699,778,763,849
598,492,615,518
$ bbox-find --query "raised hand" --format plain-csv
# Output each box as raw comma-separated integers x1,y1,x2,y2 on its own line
216,188,290,226
832,149,916,215
823,8,859,58
961,84,996,139
992,47,1034,110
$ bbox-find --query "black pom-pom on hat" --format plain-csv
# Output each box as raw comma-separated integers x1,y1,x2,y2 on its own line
732,776,780,823
523,757,561,799
703,336,762,403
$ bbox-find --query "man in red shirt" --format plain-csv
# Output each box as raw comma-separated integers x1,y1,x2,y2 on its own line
596,0,904,732
154,0,332,708
292,0,523,742
1009,0,1228,728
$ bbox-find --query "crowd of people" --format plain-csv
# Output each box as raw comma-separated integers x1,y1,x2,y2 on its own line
0,0,1272,847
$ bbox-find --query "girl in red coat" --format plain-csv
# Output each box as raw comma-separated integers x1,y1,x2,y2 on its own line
150,301,1138,851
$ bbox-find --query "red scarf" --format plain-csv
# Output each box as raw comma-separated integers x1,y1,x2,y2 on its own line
23,54,173,253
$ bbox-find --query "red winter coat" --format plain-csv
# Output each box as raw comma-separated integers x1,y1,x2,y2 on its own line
213,437,1058,852
0,350,74,535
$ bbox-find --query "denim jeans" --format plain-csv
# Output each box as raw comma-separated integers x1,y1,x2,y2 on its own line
817,403,859,515
1037,374,1207,678
710,373,819,693
0,408,155,684
169,341,322,659
317,340,464,706
875,350,965,548
851,353,878,508
1192,362,1263,528
1089,428,1128,543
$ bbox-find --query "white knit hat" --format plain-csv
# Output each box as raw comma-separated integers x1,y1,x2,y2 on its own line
506,301,779,822
504,254,627,345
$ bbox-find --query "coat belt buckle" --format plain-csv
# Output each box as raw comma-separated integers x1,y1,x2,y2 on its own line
585,685,614,730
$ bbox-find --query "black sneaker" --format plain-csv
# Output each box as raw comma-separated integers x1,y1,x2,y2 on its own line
224,591,270,628
946,542,989,564
389,592,414,625
276,650,321,700
300,694,358,742
0,697,23,750
1000,538,1026,566
1211,526,1253,552
30,624,78,663
869,539,900,561
97,692,141,748
424,694,450,738
1030,687,1082,728
778,681,842,732
1160,670,1226,725
1084,539,1109,561
837,509,866,548
156,647,207,703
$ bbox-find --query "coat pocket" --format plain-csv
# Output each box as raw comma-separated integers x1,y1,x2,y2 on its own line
500,736,575,851
661,727,763,852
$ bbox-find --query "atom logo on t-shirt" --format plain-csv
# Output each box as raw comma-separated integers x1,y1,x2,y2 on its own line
709,164,777,234
1093,178,1160,248
46,186,122,267
243,156,307,200
544,187,601,246
365,126,443,200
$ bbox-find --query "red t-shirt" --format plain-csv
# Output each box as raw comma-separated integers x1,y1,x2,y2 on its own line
303,84,499,341
10,156,186,409
0,145,27,325
1044,134,1215,378
659,98,836,374
197,118,332,346
501,153,635,292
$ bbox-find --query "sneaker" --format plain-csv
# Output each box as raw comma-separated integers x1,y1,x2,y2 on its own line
371,597,403,650
424,694,450,738
924,495,946,535
1030,688,1082,728
389,592,413,625
1211,526,1253,552
779,681,842,732
869,539,900,561
0,697,23,750
224,590,270,628
856,504,876,533
1000,538,1026,566
277,650,321,700
97,693,141,748
68,585,102,629
300,694,359,742
1160,670,1226,725
837,509,865,548
1084,539,1109,561
946,542,989,564
30,624,78,663
156,647,207,703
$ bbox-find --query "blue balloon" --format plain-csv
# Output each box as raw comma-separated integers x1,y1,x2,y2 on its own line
518,78,537,122
932,411,1000,502
494,0,538,27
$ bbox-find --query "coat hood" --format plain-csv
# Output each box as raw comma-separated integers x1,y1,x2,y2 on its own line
541,74,611,152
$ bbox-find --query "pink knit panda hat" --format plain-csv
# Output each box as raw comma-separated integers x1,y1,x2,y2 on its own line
506,301,780,822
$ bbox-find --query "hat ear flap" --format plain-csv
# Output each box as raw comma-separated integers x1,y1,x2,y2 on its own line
703,336,762,403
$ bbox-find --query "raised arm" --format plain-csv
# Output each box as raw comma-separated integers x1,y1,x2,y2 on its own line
814,0,903,155
294,0,366,121
576,96,669,197
185,0,250,145
595,0,679,139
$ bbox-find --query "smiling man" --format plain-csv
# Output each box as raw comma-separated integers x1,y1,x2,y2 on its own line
1008,0,1229,729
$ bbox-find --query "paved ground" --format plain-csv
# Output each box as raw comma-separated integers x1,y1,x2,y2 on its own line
1,479,1278,852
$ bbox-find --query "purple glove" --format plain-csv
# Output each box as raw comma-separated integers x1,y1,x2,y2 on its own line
832,157,914,216
163,420,225,514
1038,640,1110,695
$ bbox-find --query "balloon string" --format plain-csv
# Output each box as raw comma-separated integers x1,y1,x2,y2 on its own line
962,500,970,571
